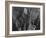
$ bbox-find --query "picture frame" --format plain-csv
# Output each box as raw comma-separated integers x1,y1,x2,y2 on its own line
5,1,45,37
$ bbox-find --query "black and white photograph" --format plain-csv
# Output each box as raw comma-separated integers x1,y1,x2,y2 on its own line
12,7,40,31
8,3,45,36
5,1,45,37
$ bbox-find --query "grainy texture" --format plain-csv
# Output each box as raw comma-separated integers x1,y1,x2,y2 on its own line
12,7,40,31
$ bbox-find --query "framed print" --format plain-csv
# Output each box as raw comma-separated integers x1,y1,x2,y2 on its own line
5,1,45,37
